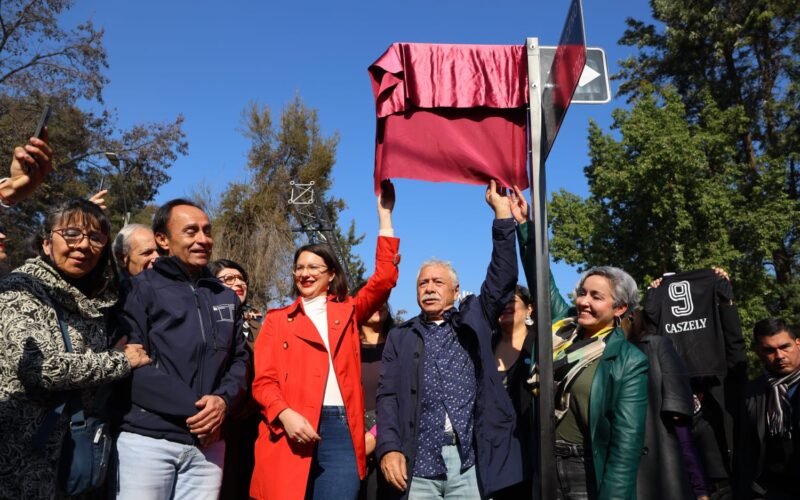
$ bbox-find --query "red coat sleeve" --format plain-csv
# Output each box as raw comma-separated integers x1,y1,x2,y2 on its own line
354,236,400,324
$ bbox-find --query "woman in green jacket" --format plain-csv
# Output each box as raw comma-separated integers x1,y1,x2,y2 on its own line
511,188,648,500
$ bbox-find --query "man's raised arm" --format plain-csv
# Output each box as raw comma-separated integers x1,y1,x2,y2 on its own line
478,180,518,324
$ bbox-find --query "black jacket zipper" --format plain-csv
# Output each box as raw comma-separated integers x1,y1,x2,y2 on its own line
190,282,207,397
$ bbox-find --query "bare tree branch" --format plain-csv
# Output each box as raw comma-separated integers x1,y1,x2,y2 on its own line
0,48,73,84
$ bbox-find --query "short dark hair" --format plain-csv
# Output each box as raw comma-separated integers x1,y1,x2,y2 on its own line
153,198,203,236
293,243,348,302
152,198,202,256
753,318,797,347
209,259,249,285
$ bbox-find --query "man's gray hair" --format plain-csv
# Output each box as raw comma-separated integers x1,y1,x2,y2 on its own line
113,223,152,258
416,259,459,288
575,266,639,316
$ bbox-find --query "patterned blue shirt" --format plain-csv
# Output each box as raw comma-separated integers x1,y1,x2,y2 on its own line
413,313,477,477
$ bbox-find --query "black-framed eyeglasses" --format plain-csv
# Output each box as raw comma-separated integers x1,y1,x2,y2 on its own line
52,227,108,249
292,265,328,277
218,274,247,286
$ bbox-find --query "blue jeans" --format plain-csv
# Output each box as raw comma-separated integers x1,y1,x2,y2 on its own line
113,431,225,500
408,445,480,499
305,406,360,500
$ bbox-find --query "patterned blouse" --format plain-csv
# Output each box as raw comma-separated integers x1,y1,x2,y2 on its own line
0,257,131,498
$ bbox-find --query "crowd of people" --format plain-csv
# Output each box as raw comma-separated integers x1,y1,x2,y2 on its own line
0,134,798,500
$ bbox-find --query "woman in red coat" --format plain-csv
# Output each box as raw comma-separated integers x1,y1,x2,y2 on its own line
251,181,399,500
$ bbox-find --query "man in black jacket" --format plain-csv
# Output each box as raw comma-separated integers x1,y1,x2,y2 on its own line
377,182,523,499
114,199,248,500
734,319,800,499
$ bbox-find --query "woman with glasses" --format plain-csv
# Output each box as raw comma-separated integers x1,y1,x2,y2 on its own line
0,198,151,498
212,260,249,299
209,258,263,500
210,259,263,346
250,181,399,500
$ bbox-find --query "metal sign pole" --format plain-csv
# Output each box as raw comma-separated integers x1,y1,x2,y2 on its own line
526,36,555,500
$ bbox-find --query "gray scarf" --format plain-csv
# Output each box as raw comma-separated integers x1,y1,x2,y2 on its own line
766,368,800,438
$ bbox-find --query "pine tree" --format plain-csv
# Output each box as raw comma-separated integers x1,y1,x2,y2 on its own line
213,96,365,307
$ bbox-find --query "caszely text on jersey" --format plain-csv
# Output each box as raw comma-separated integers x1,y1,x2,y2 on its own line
664,317,708,334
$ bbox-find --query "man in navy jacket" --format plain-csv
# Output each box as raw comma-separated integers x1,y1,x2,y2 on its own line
377,182,524,499
114,199,248,500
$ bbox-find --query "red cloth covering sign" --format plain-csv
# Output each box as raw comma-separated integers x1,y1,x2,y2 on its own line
369,43,530,193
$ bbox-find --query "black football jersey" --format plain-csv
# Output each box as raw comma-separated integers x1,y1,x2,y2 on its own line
643,269,735,378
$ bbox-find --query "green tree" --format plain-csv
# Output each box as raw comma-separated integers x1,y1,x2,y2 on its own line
213,96,365,307
550,87,793,329
0,1,187,272
550,1,800,332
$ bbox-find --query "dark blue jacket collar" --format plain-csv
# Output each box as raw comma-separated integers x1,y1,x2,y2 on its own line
415,306,462,329
153,256,219,287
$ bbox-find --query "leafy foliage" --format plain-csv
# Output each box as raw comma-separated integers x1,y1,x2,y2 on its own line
551,88,793,328
213,96,365,307
550,0,800,336
0,1,187,272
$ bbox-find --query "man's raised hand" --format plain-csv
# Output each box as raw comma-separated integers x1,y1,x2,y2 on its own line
485,179,512,219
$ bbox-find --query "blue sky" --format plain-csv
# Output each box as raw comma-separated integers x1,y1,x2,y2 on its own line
65,0,654,315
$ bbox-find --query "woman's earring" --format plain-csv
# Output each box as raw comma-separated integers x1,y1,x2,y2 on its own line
525,315,534,326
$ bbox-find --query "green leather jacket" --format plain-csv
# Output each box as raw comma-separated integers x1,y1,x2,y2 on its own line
517,221,649,499
588,328,649,499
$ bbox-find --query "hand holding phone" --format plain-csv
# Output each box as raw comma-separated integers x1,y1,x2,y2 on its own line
19,106,52,175
34,105,51,139
2,108,54,204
